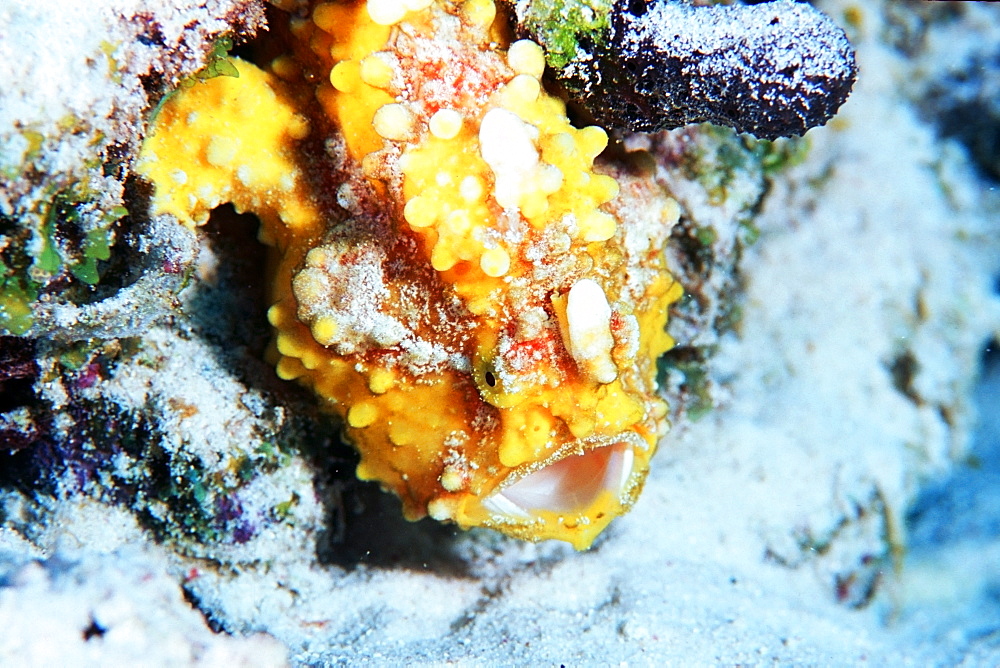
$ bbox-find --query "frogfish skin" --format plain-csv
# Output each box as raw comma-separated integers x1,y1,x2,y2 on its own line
138,0,682,549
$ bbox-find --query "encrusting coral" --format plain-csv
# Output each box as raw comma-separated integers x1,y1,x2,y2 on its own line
139,0,684,549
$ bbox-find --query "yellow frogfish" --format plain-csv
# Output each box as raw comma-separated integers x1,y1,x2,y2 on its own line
137,0,682,549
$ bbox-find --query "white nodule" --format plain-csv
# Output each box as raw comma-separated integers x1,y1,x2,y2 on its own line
479,108,539,211
566,278,617,384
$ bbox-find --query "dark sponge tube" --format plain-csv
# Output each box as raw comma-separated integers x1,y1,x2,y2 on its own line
517,0,858,140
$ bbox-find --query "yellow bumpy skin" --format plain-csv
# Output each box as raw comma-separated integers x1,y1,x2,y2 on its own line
138,0,682,550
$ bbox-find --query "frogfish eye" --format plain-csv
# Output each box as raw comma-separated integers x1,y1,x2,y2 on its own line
473,349,527,408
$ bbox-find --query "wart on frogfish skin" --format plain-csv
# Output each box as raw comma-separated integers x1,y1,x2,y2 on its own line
136,0,857,549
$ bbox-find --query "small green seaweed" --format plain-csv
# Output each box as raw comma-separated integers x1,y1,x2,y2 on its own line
680,126,810,204
738,220,761,246
694,226,717,246
274,492,300,521
755,135,810,176
522,0,612,70
33,189,123,286
179,35,239,88
236,455,257,483
56,339,104,371
21,129,45,165
33,222,60,278
679,126,748,204
0,264,38,336
69,224,114,285
146,454,221,542
0,186,126,334
658,351,714,421
254,440,294,469
99,40,123,85
149,35,239,125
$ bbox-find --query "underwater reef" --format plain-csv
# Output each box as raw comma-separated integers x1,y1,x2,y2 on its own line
1,0,999,664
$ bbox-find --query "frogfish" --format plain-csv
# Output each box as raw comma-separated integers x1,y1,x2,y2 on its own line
138,0,683,549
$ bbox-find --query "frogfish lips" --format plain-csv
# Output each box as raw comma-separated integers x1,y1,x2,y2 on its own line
490,441,634,515
447,436,648,550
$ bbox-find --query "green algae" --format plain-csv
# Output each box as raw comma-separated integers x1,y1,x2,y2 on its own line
0,267,37,336
678,126,809,206
149,34,240,126
99,40,123,85
0,187,126,335
519,0,612,70
179,34,239,88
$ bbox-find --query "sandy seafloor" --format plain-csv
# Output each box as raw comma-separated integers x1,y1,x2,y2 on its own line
1,0,1000,665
